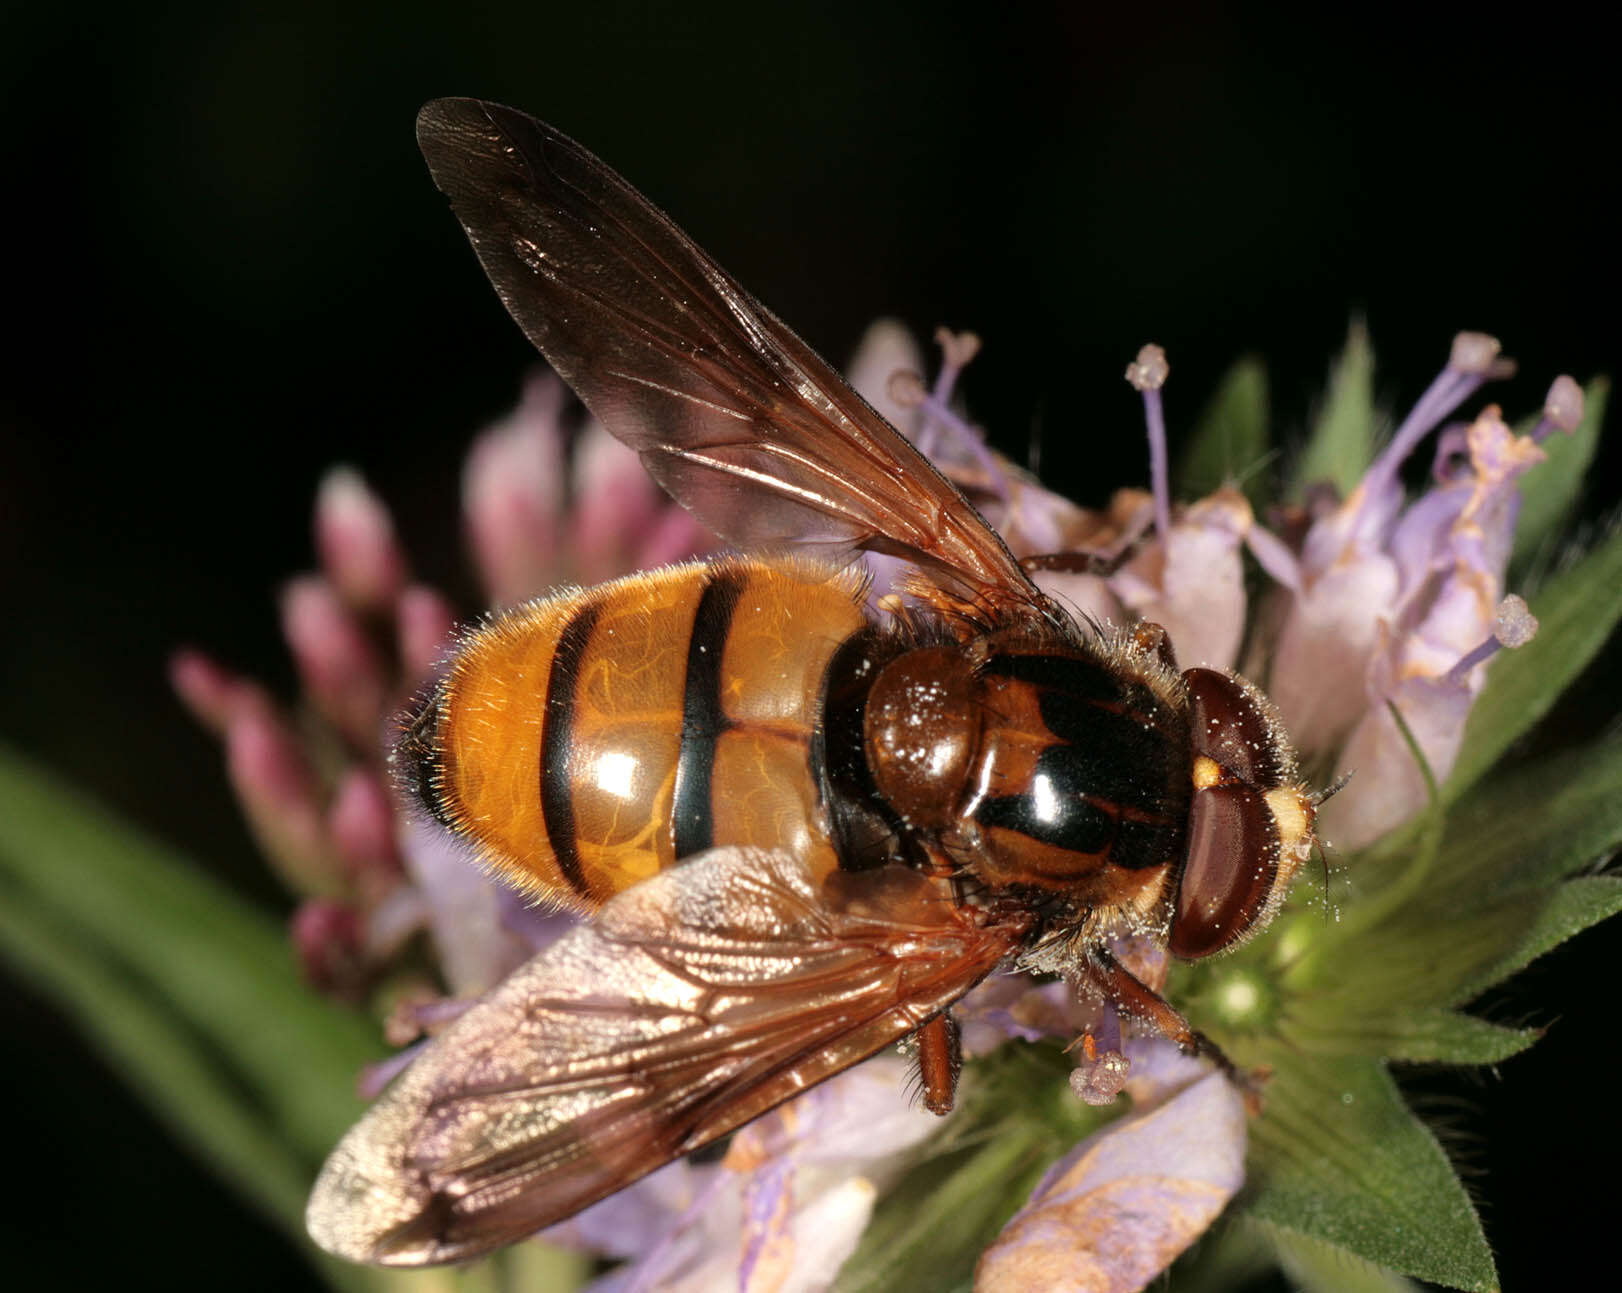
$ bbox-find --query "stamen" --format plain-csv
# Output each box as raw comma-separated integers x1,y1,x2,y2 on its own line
889,344,1009,502
1450,331,1515,379
1361,333,1512,514
1494,593,1539,647
1091,995,1124,1054
1125,344,1173,541
913,328,980,458
1532,375,1584,444
932,326,982,406
1443,594,1539,685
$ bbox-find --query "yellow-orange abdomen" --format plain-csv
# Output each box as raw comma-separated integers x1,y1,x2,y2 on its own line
409,558,867,907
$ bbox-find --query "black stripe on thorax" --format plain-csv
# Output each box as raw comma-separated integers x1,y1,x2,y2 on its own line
539,596,604,900
980,649,1126,702
672,567,745,858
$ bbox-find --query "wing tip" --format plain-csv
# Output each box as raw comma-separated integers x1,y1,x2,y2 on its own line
416,95,482,134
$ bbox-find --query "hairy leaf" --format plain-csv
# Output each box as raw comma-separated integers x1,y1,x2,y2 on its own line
1445,523,1622,797
1245,1053,1494,1291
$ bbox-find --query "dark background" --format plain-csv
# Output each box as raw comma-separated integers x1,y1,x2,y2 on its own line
2,4,1617,1288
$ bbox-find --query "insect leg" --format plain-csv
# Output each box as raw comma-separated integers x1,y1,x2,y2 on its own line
1088,947,1261,1105
914,1012,962,1115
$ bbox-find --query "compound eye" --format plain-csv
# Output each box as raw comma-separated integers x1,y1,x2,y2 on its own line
1169,784,1279,959
1183,667,1289,786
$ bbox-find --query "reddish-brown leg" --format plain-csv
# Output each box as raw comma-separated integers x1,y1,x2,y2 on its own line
1090,947,1244,1082
916,1013,962,1116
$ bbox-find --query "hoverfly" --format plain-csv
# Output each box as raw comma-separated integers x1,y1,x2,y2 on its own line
306,98,1318,1267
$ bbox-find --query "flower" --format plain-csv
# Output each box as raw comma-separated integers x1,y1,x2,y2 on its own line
176,322,1616,1293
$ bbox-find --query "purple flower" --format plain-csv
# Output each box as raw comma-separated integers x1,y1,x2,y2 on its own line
977,1040,1246,1292
1269,335,1532,760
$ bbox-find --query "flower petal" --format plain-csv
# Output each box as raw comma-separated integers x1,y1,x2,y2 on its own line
976,1050,1245,1293
1269,554,1400,756
1112,488,1250,669
846,318,926,437
1323,677,1471,851
398,816,532,994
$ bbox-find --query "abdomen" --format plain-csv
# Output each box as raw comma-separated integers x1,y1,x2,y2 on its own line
404,557,868,906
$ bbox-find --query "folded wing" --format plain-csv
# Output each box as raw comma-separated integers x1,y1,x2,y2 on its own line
307,846,1027,1266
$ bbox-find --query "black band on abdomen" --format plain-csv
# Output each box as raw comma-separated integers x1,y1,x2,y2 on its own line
672,568,744,858
539,596,603,899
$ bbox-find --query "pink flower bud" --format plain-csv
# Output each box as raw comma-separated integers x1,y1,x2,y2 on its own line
1321,676,1474,851
569,422,663,584
396,583,458,682
633,504,713,572
168,648,271,736
328,768,404,897
314,467,408,611
291,899,366,996
1111,488,1251,670
225,706,341,895
463,373,567,606
1269,554,1401,757
280,575,390,752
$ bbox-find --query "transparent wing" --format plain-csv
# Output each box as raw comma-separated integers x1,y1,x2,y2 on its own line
307,847,1028,1266
416,97,1044,609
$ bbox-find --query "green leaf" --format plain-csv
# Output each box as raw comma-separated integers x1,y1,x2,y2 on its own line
0,745,393,1286
0,747,589,1293
1244,1053,1495,1291
1443,875,1622,1006
0,890,316,1226
1278,1007,1538,1065
1265,1224,1424,1292
1328,898,1533,1014
1512,376,1608,575
0,745,383,1167
1443,522,1622,798
1164,1218,1277,1293
834,1127,1049,1293
1313,873,1622,1019
1429,735,1622,902
1294,321,1376,497
1378,1011,1539,1065
1178,357,1271,502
